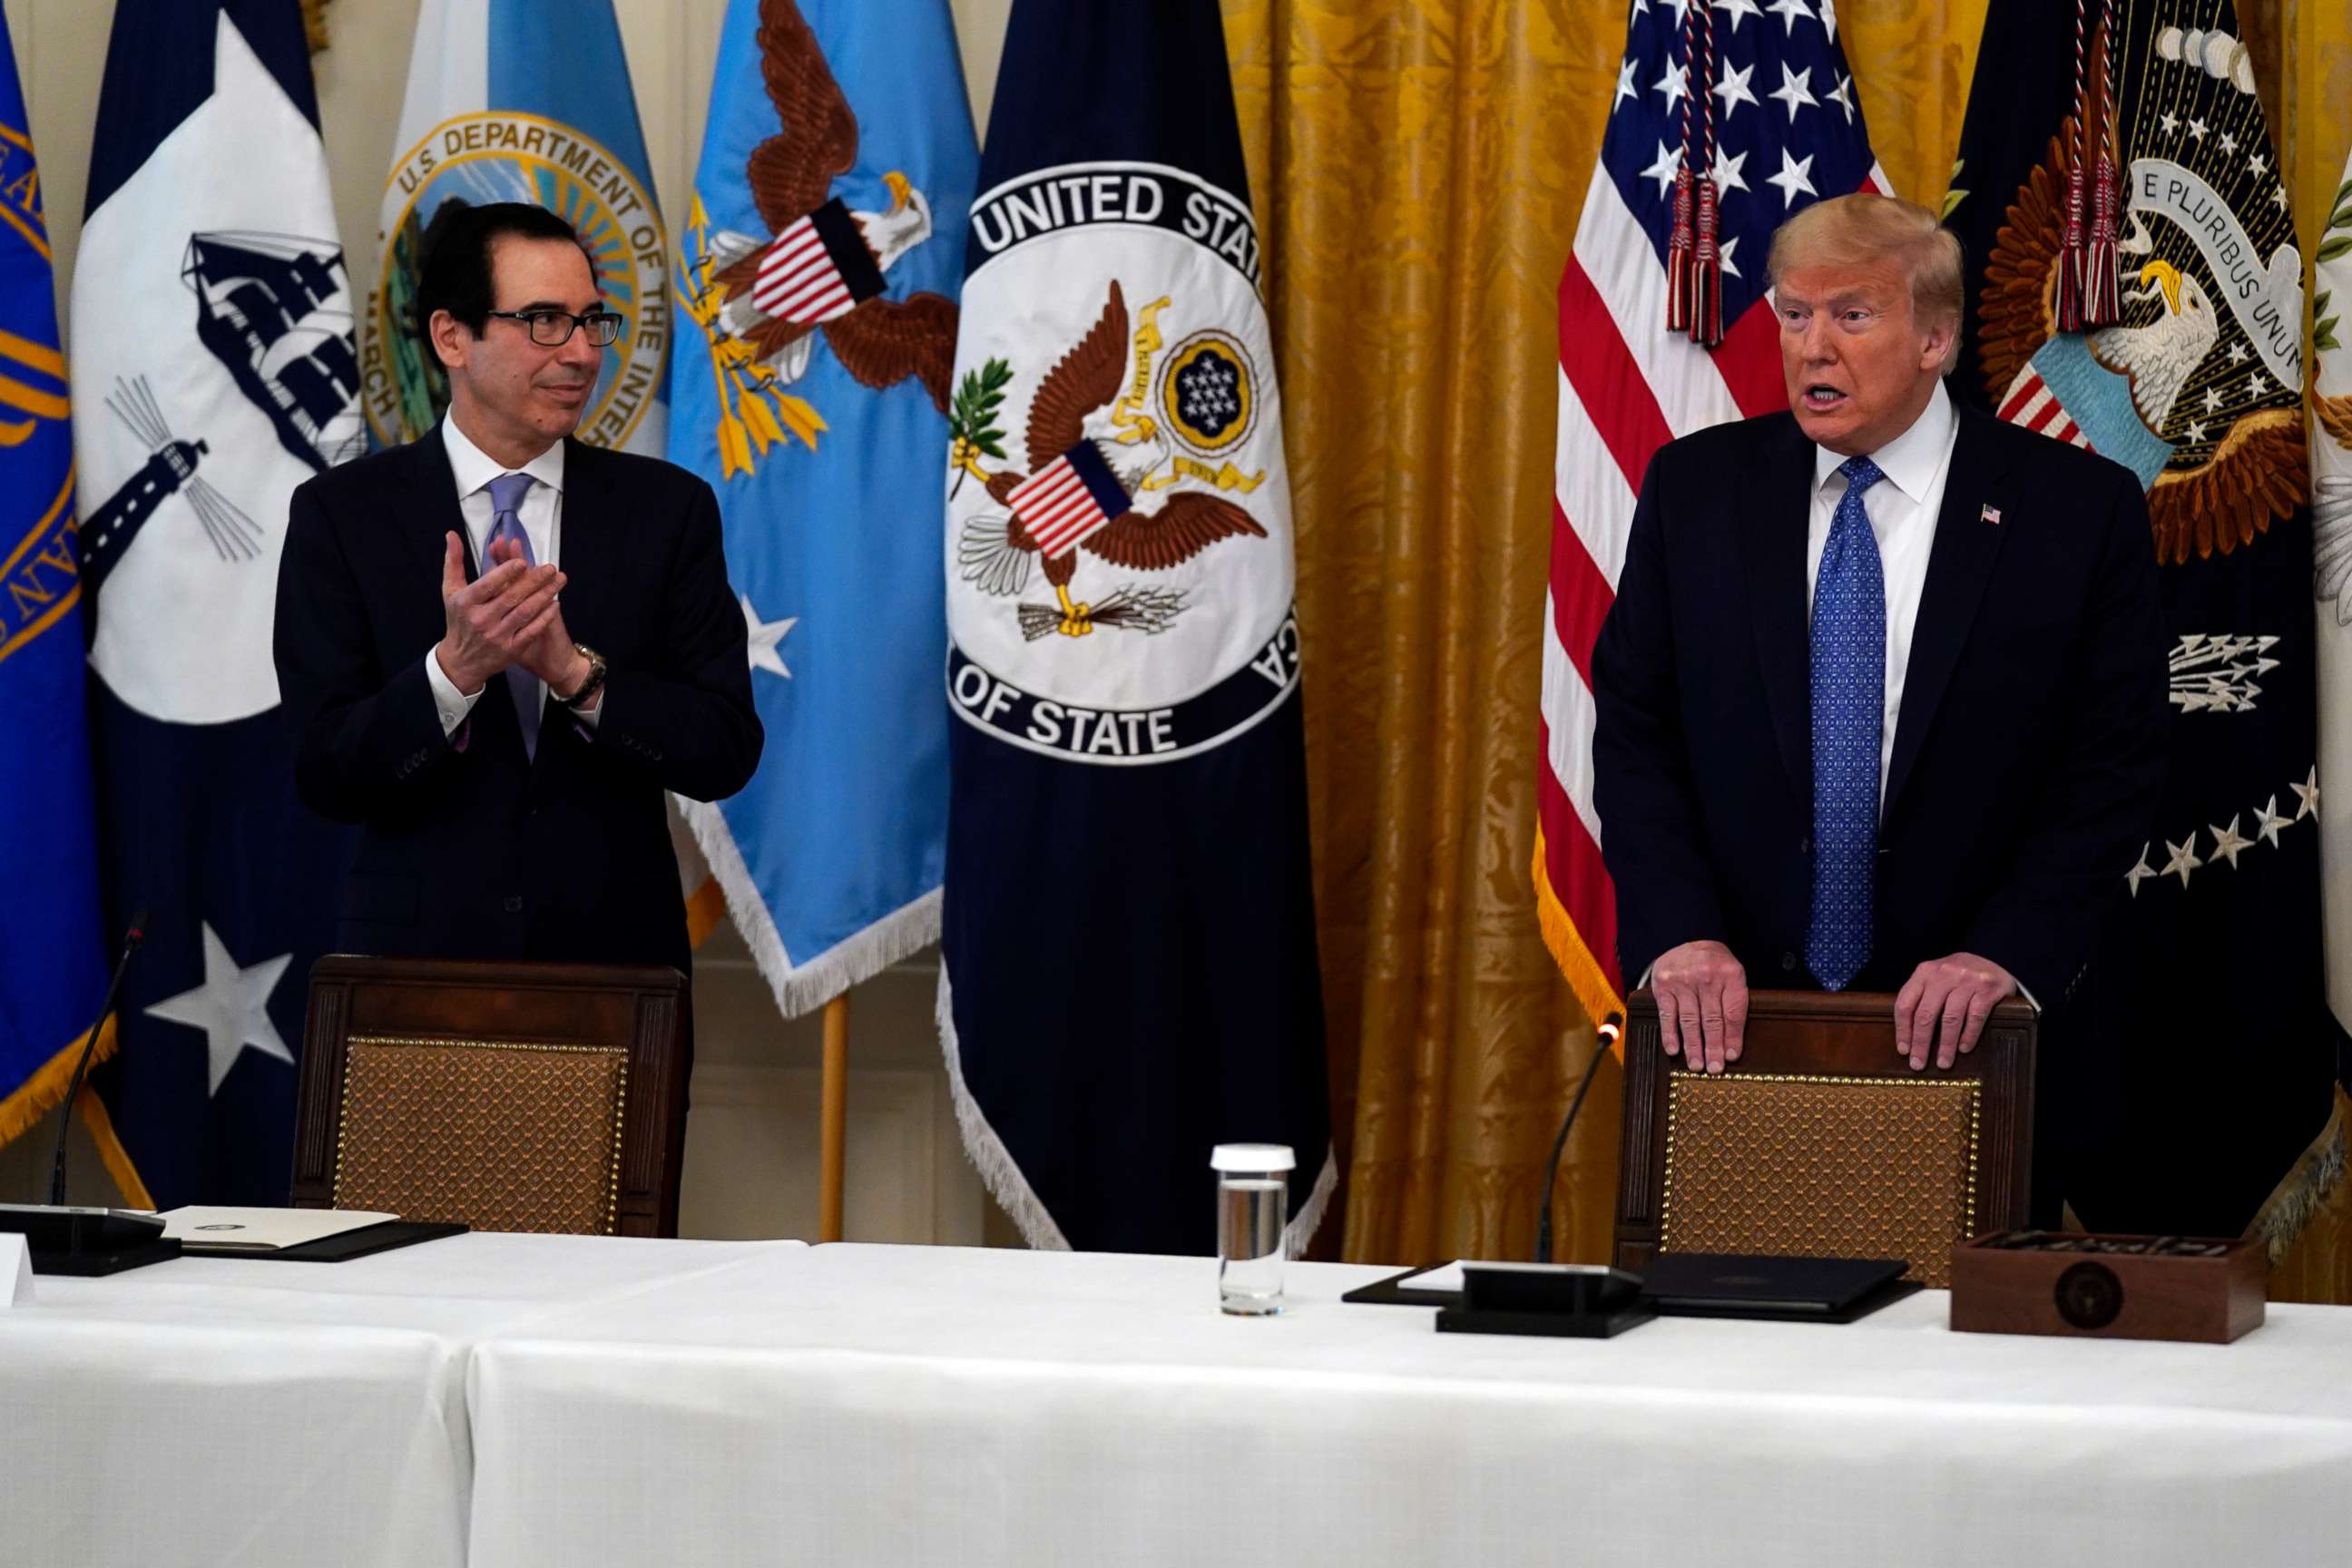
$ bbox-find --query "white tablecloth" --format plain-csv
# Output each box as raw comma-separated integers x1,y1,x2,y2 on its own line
0,1233,799,1568
466,1243,2352,1568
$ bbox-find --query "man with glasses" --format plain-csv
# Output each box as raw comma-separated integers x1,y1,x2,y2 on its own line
275,201,762,984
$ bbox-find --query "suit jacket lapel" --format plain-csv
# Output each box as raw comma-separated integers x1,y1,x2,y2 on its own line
407,424,476,582
1740,417,1818,804
551,436,616,656
1882,406,2014,817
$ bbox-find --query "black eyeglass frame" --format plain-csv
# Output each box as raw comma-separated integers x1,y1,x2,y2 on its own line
484,308,624,348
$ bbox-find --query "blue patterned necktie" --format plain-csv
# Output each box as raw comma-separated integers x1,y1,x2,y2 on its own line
484,471,540,760
1806,454,1886,992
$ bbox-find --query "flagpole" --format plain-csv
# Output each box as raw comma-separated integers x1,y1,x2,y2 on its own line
819,993,848,1241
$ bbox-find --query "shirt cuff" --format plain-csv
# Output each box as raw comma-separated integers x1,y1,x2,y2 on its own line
2014,982,2043,1013
569,690,604,730
424,648,485,737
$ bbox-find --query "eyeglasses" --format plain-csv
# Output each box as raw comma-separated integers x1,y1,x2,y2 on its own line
485,309,623,348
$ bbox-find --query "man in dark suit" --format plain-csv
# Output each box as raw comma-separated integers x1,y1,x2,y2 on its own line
275,203,761,975
1592,194,2167,1128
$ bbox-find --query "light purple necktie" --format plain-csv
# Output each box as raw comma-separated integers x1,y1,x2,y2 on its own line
484,471,540,760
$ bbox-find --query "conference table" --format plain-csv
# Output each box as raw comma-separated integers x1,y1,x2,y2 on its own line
10,1237,2352,1566
0,1234,795,1567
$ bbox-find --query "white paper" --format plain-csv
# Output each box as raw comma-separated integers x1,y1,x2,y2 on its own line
160,1207,398,1250
1,1232,29,1306
1406,1260,1465,1292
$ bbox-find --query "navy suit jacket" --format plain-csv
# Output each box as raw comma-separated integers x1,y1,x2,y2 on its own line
274,429,762,975
1591,402,2168,1014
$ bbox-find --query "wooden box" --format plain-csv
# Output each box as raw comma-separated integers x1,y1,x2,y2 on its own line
1949,1231,2267,1344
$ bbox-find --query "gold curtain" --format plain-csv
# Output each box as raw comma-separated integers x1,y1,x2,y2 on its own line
1228,0,2352,1275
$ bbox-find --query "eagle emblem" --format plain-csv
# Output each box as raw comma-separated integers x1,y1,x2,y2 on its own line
951,279,1268,640
679,0,957,475
1979,110,2307,564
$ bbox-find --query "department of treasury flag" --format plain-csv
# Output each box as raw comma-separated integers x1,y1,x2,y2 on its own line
939,0,1331,1253
365,0,669,456
670,0,975,1013
71,0,354,1206
0,15,109,1152
1948,0,2342,1242
1535,0,1886,1027
2314,148,2352,1066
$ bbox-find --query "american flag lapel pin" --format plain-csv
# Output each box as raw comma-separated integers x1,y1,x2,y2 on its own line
1981,503,2002,525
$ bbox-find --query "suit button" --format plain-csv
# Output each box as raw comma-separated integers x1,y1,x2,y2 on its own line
1799,836,1812,855
503,895,524,913
1781,952,1798,972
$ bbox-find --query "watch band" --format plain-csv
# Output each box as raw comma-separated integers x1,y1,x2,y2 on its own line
555,642,607,709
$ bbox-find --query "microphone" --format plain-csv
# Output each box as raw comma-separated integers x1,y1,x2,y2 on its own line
1534,1010,1623,1264
47,909,147,1207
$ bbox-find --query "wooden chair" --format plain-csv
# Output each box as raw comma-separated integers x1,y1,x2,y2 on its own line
1612,988,2036,1287
290,956,691,1238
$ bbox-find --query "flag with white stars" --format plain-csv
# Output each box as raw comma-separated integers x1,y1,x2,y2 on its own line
1537,0,1885,1027
667,0,977,1017
1948,0,2343,1240
71,0,354,1206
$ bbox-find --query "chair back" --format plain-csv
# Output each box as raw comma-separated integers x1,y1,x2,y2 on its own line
1612,989,2034,1287
291,956,690,1237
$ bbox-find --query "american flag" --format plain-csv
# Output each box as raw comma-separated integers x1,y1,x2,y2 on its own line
1534,0,1885,1027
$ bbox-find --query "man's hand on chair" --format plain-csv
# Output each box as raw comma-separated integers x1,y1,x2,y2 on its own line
1652,939,1748,1076
1894,953,2016,1073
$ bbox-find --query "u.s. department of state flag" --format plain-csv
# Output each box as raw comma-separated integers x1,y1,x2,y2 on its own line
71,0,354,1205
364,0,669,456
669,0,975,1011
939,0,1331,1253
0,12,109,1152
1536,0,1885,1026
1948,0,2340,1240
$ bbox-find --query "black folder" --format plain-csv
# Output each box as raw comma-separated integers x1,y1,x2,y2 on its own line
1640,1252,1919,1321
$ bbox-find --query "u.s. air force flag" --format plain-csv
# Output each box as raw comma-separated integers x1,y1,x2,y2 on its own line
0,13,108,1152
71,0,353,1205
366,0,668,456
670,0,974,1012
939,0,1331,1252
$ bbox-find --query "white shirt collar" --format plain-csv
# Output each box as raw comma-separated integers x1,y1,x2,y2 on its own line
1812,378,1955,505
441,413,567,501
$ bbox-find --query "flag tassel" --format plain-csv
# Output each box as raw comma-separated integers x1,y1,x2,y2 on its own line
2082,153,2122,328
1688,175,1724,348
2054,158,2089,333
1665,167,1695,332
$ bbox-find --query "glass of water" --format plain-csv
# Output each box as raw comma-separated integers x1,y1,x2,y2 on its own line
1211,1142,1294,1315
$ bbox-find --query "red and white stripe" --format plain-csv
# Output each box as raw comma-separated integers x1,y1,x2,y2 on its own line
1010,456,1118,557
1994,367,2095,451
751,214,857,325
1535,162,1888,1021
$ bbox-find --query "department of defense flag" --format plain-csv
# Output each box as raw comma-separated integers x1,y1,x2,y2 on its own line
670,0,975,1014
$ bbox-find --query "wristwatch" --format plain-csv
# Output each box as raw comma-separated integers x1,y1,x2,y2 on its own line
554,642,608,709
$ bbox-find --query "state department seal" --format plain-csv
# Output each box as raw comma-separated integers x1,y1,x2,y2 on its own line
361,112,668,452
945,160,1299,768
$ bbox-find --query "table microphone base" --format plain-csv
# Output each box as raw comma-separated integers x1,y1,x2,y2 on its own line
0,1204,182,1276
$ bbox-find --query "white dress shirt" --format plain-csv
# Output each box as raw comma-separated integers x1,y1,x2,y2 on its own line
424,416,600,735
1806,379,1957,813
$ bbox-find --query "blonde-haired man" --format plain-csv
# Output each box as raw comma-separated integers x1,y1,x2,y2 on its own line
1591,193,2167,1211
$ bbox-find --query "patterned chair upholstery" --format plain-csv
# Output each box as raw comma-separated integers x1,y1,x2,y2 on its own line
1613,990,2035,1287
291,956,690,1238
